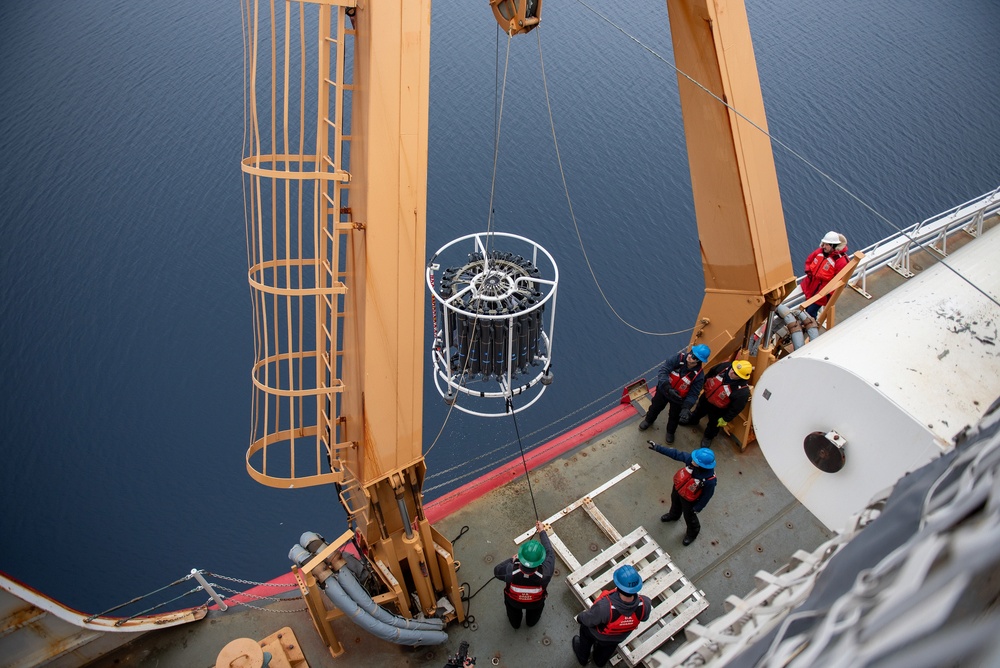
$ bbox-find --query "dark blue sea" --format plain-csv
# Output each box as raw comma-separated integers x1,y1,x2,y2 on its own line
1,0,998,613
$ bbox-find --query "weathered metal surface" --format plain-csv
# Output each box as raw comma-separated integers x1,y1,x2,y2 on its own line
0,571,205,668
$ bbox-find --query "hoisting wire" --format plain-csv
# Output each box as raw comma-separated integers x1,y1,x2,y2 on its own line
572,0,1000,310
424,358,663,494
534,28,694,338
424,31,518,459
507,392,541,522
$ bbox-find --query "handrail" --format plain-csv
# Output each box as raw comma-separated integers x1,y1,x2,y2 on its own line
783,186,1000,306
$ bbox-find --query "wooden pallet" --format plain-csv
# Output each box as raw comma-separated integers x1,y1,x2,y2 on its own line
567,527,708,667
513,468,707,667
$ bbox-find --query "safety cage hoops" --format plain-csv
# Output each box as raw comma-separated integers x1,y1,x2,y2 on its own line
426,232,559,417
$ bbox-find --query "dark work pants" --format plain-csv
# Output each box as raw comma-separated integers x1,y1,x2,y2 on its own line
646,390,685,437
644,387,668,426
665,399,685,436
663,487,701,539
576,624,622,667
805,302,821,318
504,599,543,629
689,397,724,441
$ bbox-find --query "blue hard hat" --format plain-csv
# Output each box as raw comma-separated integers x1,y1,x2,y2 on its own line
690,345,710,364
613,564,643,594
692,448,716,469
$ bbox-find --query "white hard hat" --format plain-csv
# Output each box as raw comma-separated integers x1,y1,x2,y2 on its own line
821,231,841,245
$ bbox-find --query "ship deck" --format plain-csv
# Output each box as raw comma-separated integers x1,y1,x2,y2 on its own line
89,412,830,668
87,209,999,668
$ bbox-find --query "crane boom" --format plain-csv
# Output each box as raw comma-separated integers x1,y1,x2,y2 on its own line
667,0,796,445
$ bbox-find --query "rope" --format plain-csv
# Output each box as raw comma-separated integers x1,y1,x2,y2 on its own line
113,586,207,627
534,28,694,338
571,0,1000,310
84,571,199,622
460,575,499,629
507,394,540,521
452,525,470,544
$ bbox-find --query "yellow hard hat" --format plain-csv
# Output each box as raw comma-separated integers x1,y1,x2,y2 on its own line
732,360,753,380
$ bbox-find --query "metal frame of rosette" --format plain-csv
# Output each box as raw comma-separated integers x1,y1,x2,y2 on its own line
426,232,558,417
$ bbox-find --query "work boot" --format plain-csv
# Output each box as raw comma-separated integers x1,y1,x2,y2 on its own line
665,431,675,444
572,635,589,665
700,437,713,449
638,420,650,431
660,514,679,522
682,535,697,546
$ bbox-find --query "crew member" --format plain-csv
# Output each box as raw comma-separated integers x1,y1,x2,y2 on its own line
493,521,555,629
638,345,710,444
801,231,849,318
648,443,717,545
683,360,752,448
572,565,652,667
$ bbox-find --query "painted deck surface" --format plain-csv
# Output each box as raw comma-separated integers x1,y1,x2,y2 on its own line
87,213,998,668
89,414,829,668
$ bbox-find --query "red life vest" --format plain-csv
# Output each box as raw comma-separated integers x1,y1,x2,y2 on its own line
703,374,733,408
594,589,646,636
673,466,715,501
504,566,546,603
806,250,844,283
667,369,697,398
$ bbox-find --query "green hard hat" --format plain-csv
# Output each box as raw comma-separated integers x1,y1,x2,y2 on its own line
518,540,546,568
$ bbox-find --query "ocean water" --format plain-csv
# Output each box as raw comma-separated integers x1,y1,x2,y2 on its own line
1,0,998,613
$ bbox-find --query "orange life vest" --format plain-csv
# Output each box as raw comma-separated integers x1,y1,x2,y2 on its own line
807,250,844,283
703,374,733,408
673,466,715,501
594,589,646,636
504,566,546,603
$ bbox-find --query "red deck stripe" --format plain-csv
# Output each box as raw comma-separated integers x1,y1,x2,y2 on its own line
233,401,637,596
425,402,635,524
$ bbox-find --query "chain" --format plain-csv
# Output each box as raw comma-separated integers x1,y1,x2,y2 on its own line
203,571,297,587
211,584,300,603
206,594,307,614
206,584,307,614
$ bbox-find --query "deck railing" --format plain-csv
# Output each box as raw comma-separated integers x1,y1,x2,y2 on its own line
783,185,1000,306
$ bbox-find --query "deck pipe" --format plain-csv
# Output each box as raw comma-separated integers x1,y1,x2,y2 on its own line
775,304,806,350
335,567,445,631
289,535,447,643
795,309,822,341
316,565,448,646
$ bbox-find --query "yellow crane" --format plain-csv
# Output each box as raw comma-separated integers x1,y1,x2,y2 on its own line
239,0,795,656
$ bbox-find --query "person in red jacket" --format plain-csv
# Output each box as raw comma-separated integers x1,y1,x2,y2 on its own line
801,231,848,318
572,565,652,667
493,521,555,629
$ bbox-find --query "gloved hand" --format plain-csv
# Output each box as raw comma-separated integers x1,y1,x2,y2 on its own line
717,417,728,428
679,408,691,423
666,388,683,403
647,440,657,450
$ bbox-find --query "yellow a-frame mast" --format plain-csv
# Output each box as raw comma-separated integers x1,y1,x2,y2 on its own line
240,0,461,654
